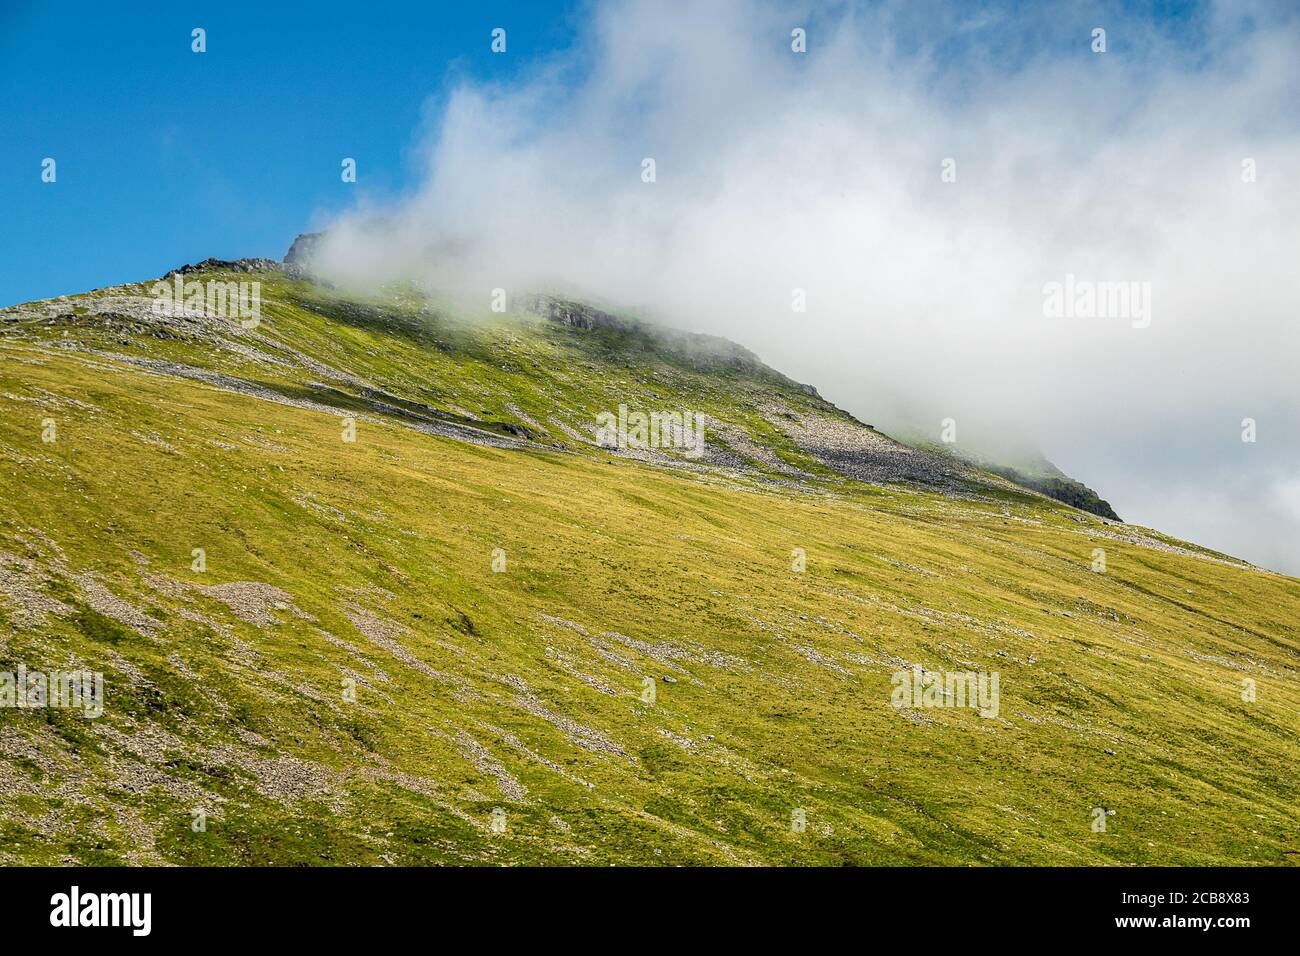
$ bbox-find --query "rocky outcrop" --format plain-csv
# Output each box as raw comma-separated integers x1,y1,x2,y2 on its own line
522,294,632,332
988,468,1121,521
521,293,822,397
284,232,325,267
164,257,281,279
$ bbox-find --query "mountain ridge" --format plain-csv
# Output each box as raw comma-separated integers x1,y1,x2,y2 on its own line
119,237,1117,518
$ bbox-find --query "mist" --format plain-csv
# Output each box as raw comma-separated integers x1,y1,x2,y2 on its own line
309,0,1300,574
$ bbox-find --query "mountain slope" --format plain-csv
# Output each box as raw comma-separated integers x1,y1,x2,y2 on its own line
0,259,1297,865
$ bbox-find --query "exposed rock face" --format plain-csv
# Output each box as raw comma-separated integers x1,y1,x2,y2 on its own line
284,232,325,267
523,294,631,332
988,468,1121,521
520,293,822,396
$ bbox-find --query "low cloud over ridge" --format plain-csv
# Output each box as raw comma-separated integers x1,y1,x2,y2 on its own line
311,0,1300,574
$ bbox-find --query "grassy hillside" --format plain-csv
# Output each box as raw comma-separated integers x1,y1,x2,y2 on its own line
0,263,1297,865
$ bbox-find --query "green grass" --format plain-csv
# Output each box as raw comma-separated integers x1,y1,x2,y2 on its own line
0,267,1297,866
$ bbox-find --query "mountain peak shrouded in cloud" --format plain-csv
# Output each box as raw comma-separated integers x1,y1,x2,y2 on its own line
305,0,1300,573
7,0,1300,889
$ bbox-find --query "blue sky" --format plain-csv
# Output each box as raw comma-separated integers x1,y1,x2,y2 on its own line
0,0,583,306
